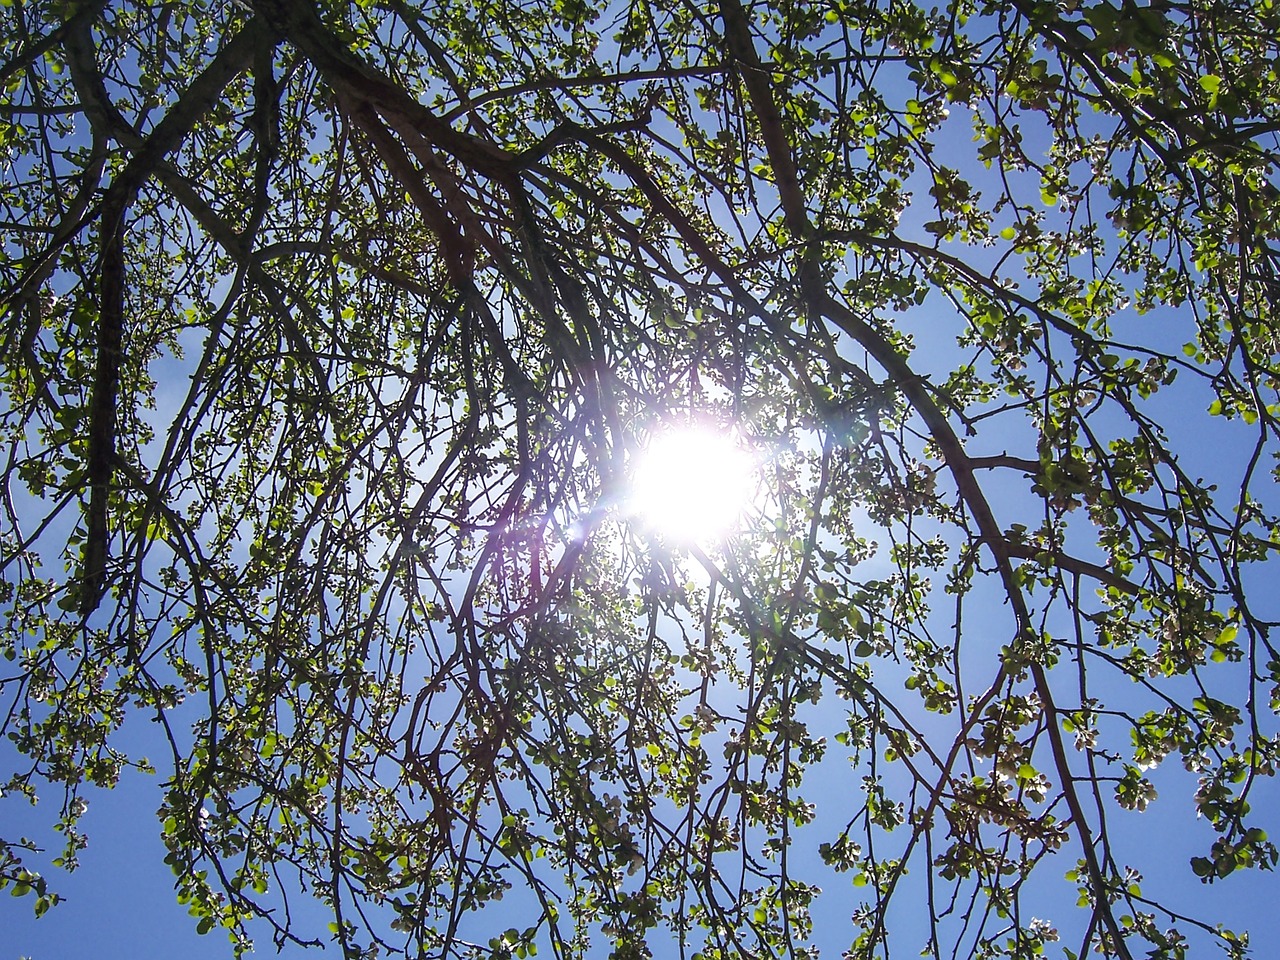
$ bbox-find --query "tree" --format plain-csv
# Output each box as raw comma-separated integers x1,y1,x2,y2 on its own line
2,0,1279,956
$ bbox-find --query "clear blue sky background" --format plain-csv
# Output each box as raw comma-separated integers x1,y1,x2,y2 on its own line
6,669,1280,959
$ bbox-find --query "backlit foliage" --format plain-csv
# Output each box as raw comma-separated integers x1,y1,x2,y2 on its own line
2,1,1280,958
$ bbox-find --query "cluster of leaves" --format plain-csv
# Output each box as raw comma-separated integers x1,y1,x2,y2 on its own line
2,0,1280,959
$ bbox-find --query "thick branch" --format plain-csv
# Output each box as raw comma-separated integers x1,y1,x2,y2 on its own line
80,197,123,615
249,0,514,177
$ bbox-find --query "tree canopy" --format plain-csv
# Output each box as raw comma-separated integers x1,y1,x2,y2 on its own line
3,0,1280,957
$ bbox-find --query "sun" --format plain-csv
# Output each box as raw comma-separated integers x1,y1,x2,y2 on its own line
630,426,756,543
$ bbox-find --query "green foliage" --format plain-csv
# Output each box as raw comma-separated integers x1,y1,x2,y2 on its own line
2,0,1280,958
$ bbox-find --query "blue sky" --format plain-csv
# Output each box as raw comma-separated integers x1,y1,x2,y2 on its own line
7,708,1280,959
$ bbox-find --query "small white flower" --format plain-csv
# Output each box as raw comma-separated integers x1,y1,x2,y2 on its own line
1029,918,1058,941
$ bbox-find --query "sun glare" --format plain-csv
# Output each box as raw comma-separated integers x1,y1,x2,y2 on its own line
630,427,756,543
